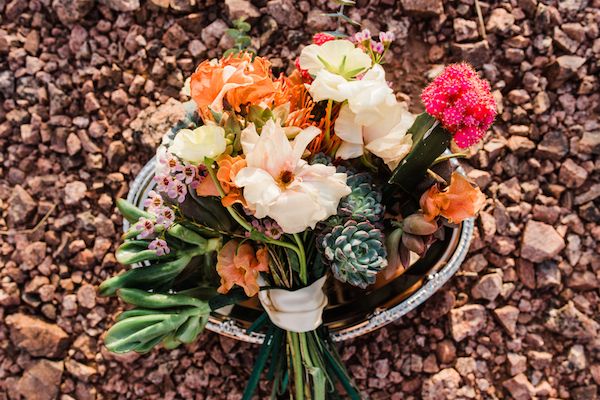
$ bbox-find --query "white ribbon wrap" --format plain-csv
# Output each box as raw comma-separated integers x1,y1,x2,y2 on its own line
258,276,328,333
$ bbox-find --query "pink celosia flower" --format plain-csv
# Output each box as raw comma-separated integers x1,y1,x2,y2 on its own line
148,238,170,256
312,32,335,45
421,63,497,148
135,217,155,239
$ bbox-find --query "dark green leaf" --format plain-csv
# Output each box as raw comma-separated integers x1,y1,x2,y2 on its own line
117,199,153,224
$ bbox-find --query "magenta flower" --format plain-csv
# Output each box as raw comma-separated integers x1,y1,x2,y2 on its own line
421,63,497,148
167,181,187,203
143,190,164,211
135,217,155,239
156,207,175,228
176,164,198,185
148,238,170,256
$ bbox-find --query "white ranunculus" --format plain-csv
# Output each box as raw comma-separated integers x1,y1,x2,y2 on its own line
299,40,372,78
334,101,415,170
338,64,397,126
234,120,351,233
170,125,227,164
308,70,349,103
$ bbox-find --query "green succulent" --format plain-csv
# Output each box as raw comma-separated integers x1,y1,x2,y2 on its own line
338,172,384,223
321,220,388,288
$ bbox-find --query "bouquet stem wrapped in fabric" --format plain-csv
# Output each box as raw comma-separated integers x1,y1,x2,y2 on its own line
99,13,495,399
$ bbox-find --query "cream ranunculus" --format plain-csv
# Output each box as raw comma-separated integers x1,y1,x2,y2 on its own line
335,101,415,170
234,120,351,233
298,40,372,78
169,125,227,164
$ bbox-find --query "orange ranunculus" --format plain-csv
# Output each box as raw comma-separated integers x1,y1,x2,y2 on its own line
190,53,279,119
216,154,247,207
216,240,269,297
195,155,247,207
420,172,486,224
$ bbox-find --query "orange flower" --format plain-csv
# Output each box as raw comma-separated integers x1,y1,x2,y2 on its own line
195,155,247,207
420,172,486,224
190,53,279,119
216,240,269,297
216,154,247,207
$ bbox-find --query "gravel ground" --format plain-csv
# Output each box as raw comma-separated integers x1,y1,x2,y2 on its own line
1,0,599,399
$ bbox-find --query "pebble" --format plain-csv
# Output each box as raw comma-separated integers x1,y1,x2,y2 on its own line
450,305,487,342
520,220,566,263
6,314,69,357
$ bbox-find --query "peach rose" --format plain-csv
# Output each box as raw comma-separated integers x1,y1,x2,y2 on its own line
216,240,269,297
420,172,486,224
195,155,247,207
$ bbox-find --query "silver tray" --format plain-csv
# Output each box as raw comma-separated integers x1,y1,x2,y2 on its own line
124,157,473,343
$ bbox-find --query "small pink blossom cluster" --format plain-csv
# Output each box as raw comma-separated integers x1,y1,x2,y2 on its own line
246,218,283,240
353,29,395,55
421,63,497,148
136,190,177,256
153,152,206,203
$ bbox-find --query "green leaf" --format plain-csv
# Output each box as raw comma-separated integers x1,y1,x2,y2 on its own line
117,288,210,310
408,112,436,146
115,241,164,265
388,124,452,191
208,287,249,310
117,199,153,224
176,313,208,343
116,308,168,321
167,224,208,246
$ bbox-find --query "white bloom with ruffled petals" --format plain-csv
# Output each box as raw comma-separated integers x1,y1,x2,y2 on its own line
234,120,351,233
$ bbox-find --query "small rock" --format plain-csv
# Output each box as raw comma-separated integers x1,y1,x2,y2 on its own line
567,271,599,291
65,359,97,382
494,305,520,336
64,181,87,206
266,0,304,29
546,55,586,90
507,353,527,376
6,314,69,357
533,92,551,114
578,132,600,155
8,185,37,226
528,351,553,369
51,0,94,25
545,301,599,340
503,373,536,400
559,158,588,188
450,304,486,342
225,0,260,20
436,340,456,364
536,262,562,288
472,273,503,302
162,23,189,50
422,368,461,400
520,220,565,263
100,0,140,12
486,8,515,34
401,0,444,16
16,360,64,400
76,284,96,309
572,386,598,400
201,19,229,49
450,41,490,67
567,345,587,370
111,88,129,106
453,18,479,42
536,131,569,160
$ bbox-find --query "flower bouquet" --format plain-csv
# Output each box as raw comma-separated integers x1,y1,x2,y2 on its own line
99,14,495,400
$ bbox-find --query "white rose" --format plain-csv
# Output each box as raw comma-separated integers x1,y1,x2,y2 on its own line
308,70,349,102
170,125,227,164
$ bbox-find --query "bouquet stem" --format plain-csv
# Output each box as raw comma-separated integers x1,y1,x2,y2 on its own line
244,319,361,400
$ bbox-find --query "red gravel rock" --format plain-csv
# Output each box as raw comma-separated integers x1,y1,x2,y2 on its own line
450,304,486,342
520,220,566,263
6,314,69,358
16,360,64,400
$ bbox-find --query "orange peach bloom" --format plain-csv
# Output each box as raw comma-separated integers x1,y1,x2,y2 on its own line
195,155,247,207
420,172,486,224
216,240,269,297
190,53,280,119
216,154,247,207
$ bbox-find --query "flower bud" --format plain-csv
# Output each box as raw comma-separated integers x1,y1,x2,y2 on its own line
402,213,439,236
402,233,425,255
